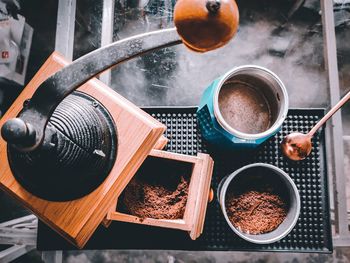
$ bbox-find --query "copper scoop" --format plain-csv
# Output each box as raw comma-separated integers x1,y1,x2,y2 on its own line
281,90,350,161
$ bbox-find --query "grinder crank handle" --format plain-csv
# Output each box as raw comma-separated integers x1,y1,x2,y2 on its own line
1,28,182,152
1,0,239,152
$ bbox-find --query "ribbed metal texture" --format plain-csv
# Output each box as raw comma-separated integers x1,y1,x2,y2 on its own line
8,92,117,201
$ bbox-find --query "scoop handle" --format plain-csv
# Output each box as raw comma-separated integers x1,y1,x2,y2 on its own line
309,89,350,136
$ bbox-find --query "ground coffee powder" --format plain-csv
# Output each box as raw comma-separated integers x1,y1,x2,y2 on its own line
122,175,189,220
225,189,288,235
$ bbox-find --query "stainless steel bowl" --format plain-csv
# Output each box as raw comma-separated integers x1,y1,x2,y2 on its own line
213,65,289,141
218,163,300,244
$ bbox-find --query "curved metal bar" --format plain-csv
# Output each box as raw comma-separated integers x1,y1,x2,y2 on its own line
7,28,182,152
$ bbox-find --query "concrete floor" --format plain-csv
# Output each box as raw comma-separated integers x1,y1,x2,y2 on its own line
62,249,350,263
1,0,350,262
7,247,350,262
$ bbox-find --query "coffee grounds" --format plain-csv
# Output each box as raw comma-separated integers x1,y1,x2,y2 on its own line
226,190,288,235
218,81,271,134
122,175,189,220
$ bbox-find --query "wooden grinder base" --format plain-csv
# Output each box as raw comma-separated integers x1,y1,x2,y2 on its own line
0,52,167,248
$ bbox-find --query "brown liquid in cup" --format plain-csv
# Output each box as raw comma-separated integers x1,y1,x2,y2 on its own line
218,81,272,134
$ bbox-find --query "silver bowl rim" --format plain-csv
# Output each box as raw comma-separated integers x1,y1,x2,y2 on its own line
219,163,301,244
213,65,289,140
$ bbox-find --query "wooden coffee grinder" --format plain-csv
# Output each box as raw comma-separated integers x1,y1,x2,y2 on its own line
0,0,239,248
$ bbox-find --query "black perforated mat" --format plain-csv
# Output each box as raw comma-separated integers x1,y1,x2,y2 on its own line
37,108,332,253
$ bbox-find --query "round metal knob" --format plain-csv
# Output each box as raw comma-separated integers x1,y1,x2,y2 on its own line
1,118,35,146
206,0,221,13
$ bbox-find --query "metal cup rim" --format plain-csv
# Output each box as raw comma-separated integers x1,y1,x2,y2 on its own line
219,163,301,244
213,65,289,140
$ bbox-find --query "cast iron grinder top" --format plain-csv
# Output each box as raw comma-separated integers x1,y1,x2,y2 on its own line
0,0,239,201
3,92,117,201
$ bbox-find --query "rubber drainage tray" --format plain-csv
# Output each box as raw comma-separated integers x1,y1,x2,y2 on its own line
37,107,332,253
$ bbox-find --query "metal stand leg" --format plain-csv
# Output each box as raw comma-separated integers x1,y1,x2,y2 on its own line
0,245,36,263
321,0,350,246
41,251,63,263
100,0,115,86
0,215,37,263
55,0,76,61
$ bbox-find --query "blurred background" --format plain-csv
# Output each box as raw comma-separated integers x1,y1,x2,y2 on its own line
0,0,350,262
